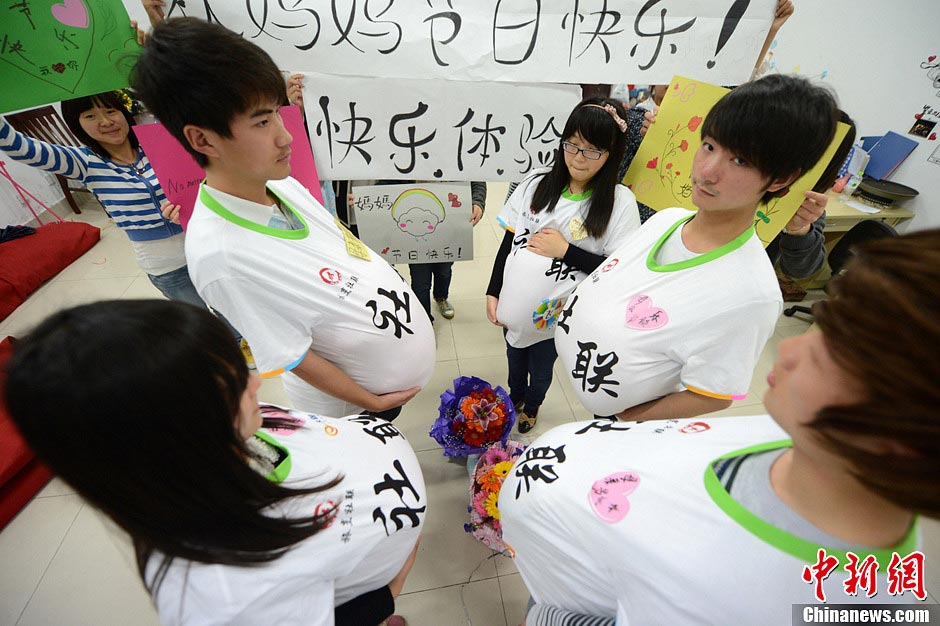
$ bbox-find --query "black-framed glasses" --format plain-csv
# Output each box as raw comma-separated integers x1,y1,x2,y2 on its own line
561,141,607,161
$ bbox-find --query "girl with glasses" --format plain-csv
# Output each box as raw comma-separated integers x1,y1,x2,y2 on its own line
485,97,641,434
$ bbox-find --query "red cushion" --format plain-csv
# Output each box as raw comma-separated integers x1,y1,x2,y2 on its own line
0,336,53,529
0,221,100,322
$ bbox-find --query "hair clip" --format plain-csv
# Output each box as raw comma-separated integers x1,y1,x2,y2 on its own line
583,103,628,134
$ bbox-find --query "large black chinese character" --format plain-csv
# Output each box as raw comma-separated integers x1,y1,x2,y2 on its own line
366,288,414,339
574,420,632,435
630,0,696,71
316,96,375,167
514,445,567,499
545,258,578,282
557,294,577,335
515,114,564,172
372,459,426,535
243,2,322,50
512,227,531,250
572,341,620,397
562,0,623,64
389,103,436,174
454,108,507,171
331,0,402,54
423,2,462,66
347,414,404,445
493,0,541,65
1,35,32,64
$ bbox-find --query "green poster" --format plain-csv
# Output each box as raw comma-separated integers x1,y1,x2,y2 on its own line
0,0,141,113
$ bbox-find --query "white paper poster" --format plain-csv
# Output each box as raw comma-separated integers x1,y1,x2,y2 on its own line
352,182,473,265
155,0,775,85
304,75,581,180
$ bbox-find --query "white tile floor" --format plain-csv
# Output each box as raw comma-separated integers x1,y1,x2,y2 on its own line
1,185,937,625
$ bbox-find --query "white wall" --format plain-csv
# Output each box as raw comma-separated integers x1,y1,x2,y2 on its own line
771,1,940,233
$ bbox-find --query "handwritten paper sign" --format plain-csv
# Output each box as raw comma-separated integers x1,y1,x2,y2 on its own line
623,75,850,246
134,106,322,228
158,0,774,85
352,182,473,265
303,75,580,181
1,0,141,113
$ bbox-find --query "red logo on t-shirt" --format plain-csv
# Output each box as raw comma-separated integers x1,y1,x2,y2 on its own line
601,258,619,272
319,268,342,284
679,422,710,434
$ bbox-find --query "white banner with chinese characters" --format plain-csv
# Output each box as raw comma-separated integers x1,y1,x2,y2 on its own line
303,75,581,181
151,0,774,85
352,182,473,265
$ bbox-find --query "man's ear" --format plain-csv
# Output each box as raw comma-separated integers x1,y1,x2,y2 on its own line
766,171,801,198
183,125,220,161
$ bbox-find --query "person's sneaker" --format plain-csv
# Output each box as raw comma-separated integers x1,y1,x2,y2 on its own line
239,338,256,370
436,298,455,319
517,406,539,434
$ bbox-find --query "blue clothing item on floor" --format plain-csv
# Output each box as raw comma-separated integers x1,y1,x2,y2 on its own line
505,334,557,412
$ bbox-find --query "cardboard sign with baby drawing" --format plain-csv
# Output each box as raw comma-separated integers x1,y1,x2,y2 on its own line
352,183,474,265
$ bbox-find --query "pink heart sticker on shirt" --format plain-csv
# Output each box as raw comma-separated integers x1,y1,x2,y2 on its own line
626,294,668,330
51,0,89,28
589,471,640,523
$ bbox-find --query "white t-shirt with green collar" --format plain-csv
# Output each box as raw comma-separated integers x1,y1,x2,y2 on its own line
495,168,640,349
185,177,435,415
554,207,782,416
499,415,920,625
151,408,426,626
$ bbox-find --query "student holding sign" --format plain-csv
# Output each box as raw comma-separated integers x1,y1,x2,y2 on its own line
500,229,939,626
133,18,434,419
555,75,839,422
486,98,641,434
0,92,249,346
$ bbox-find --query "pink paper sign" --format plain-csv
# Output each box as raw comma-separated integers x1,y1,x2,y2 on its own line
134,106,322,229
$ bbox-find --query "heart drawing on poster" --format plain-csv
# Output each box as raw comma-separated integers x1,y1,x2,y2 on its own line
589,471,641,523
0,0,94,94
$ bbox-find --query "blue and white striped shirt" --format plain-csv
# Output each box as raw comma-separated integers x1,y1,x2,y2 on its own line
0,118,182,242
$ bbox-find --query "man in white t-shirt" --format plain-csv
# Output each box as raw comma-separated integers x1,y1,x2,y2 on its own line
556,74,839,421
133,18,434,417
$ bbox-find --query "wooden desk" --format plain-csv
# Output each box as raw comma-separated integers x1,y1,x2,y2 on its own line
823,191,915,232
794,192,915,289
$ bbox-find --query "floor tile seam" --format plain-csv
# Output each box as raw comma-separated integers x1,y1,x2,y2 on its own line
399,570,502,597
14,501,86,626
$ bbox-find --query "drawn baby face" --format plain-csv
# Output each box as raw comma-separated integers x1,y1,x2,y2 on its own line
391,189,446,238
397,206,442,237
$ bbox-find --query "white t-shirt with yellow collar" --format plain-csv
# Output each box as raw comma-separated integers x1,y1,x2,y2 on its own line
185,177,435,415
495,168,640,349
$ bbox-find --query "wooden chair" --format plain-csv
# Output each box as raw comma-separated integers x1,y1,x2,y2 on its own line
4,106,90,214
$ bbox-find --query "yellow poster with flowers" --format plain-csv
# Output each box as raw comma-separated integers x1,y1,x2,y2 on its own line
623,75,849,247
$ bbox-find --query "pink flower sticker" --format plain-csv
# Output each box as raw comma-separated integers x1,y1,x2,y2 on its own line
626,294,668,330
589,471,640,523
646,156,658,169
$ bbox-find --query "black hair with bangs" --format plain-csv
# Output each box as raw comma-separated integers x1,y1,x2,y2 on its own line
131,17,288,167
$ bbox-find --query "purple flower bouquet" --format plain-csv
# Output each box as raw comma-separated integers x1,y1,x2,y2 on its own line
429,376,516,457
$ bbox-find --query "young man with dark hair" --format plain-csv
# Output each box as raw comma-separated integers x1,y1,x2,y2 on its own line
555,74,839,422
133,17,435,418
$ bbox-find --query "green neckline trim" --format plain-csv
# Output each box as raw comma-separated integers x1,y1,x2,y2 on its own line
253,430,293,483
703,440,919,563
199,184,309,239
562,186,593,201
646,214,754,272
